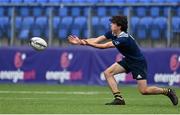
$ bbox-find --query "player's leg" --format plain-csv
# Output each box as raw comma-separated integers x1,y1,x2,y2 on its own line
137,80,178,105
104,62,126,105
104,62,126,93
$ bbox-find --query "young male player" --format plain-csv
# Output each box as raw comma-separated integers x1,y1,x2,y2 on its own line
68,15,178,105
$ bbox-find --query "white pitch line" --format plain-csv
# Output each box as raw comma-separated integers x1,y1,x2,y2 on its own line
0,90,110,95
0,97,112,101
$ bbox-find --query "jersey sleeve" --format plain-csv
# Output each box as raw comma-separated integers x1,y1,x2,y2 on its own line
104,31,113,39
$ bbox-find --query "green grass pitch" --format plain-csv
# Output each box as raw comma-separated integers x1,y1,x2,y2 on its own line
0,84,179,114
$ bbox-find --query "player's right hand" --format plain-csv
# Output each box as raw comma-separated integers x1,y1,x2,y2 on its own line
68,35,82,45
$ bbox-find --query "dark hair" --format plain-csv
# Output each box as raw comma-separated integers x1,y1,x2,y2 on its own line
109,15,128,32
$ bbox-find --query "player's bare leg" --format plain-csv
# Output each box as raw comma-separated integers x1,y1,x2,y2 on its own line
104,63,126,105
137,80,178,105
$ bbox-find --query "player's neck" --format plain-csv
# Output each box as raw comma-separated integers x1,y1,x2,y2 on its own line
113,30,123,37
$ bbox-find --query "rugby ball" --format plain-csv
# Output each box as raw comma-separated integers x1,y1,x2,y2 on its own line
29,37,48,51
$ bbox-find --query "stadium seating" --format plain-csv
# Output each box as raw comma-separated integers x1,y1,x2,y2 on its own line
11,0,23,3
109,7,119,16
97,7,107,17
126,0,139,3
0,7,5,16
172,17,180,33
150,7,160,17
19,7,30,17
23,0,36,2
0,0,179,41
136,7,147,17
32,16,48,37
71,7,81,17
137,17,153,39
0,0,9,2
111,0,125,3
0,17,9,38
33,7,43,17
151,17,167,39
61,0,73,3
49,0,61,3
0,0,179,3
58,16,73,39
36,0,48,3
19,17,34,39
130,16,140,36
58,7,68,17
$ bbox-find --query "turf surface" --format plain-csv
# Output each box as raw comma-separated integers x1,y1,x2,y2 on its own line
0,84,179,114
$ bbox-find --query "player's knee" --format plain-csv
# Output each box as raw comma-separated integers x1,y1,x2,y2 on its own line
104,70,113,78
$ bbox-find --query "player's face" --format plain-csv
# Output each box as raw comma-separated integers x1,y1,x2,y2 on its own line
110,23,121,33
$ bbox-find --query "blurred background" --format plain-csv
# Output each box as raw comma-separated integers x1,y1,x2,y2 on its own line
0,0,179,47
0,0,179,87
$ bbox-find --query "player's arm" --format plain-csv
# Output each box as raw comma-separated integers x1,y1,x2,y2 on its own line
82,35,107,44
85,41,115,49
68,35,107,45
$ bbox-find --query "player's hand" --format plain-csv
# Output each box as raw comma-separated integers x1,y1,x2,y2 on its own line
68,35,82,45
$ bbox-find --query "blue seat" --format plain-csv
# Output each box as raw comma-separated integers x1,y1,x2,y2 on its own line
73,17,86,29
150,7,160,17
102,0,113,3
177,7,180,16
33,7,43,17
19,7,30,16
58,29,68,40
32,16,48,37
35,17,48,28
22,17,34,29
71,17,87,37
96,17,110,36
1,0,9,2
82,26,88,38
123,7,128,16
58,7,68,17
15,17,22,31
0,7,5,16
86,0,99,3
130,16,140,36
112,0,125,3
126,0,138,3
166,0,179,3
61,16,73,28
172,17,180,33
139,0,152,3
49,0,61,3
61,0,73,3
53,16,60,30
58,16,73,39
0,17,9,38
71,7,81,17
136,7,146,17
162,7,169,17
151,17,167,39
36,0,48,2
11,0,23,2
23,0,36,2
109,7,119,16
97,7,107,17
100,16,110,30
19,17,34,39
152,0,165,2
82,7,88,16
74,0,85,2
137,17,153,39
92,16,99,36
